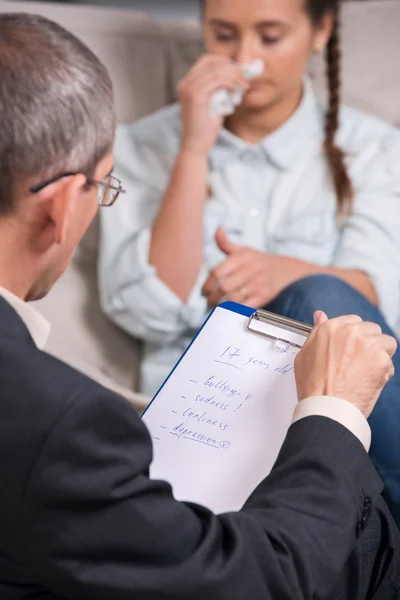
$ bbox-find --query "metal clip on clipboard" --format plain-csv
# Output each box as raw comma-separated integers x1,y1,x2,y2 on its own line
247,309,313,349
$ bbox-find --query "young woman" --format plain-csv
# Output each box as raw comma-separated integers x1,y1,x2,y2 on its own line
99,0,400,523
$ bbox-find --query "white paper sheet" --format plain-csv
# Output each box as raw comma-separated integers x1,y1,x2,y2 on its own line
142,306,308,514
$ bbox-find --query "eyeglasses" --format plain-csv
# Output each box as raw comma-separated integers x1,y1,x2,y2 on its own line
30,172,126,207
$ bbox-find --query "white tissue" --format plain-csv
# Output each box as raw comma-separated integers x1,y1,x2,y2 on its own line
210,59,265,117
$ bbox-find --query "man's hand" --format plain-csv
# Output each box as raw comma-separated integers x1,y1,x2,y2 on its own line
295,311,397,418
202,229,303,308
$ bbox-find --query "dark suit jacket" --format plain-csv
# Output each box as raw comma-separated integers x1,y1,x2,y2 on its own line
0,296,399,600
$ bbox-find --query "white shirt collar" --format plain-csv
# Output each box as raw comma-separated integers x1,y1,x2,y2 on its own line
211,77,324,172
0,286,50,350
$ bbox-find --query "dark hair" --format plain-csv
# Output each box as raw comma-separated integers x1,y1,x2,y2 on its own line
201,0,353,216
0,13,116,215
307,0,352,216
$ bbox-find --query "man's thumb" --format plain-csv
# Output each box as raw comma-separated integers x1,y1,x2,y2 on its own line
215,228,239,256
313,310,328,329
301,311,328,349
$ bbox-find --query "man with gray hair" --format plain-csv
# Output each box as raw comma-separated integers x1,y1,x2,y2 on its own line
0,12,399,600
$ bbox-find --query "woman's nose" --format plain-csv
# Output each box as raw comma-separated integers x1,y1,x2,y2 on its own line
233,37,259,65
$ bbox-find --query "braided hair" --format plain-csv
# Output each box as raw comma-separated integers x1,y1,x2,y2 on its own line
307,0,353,216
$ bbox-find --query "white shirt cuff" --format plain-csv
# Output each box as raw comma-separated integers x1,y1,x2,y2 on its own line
292,396,371,452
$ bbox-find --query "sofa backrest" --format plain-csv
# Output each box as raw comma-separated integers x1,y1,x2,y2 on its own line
311,1,400,126
0,0,202,123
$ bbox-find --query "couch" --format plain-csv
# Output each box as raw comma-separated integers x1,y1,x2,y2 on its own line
0,0,399,411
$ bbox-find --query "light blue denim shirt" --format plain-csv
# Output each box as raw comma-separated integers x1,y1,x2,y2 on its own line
99,80,400,396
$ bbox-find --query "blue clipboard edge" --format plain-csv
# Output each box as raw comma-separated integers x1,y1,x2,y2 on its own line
141,301,252,418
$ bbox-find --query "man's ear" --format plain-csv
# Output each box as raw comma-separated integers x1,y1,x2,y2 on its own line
36,174,87,246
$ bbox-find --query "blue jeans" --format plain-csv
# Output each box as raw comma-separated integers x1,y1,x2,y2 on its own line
266,274,400,527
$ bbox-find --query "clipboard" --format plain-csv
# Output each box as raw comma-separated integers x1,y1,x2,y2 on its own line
247,307,313,348
142,302,312,514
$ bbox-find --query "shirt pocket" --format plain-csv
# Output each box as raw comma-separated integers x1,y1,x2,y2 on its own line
272,211,339,264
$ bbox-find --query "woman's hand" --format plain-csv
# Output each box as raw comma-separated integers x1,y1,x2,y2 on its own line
202,229,380,311
202,229,309,308
178,55,249,157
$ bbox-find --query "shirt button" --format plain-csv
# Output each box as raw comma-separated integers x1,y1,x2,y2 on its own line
249,208,259,218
